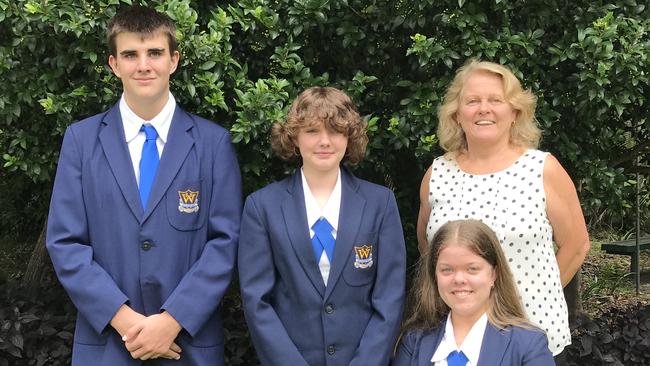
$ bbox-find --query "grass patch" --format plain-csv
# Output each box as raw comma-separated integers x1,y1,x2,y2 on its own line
580,239,650,317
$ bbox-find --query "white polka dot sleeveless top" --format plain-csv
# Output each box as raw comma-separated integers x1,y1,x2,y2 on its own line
425,149,570,355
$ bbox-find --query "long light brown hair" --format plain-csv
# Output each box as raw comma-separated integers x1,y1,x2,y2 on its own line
402,219,532,332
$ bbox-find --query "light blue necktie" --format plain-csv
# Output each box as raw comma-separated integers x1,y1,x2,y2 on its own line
139,125,159,209
447,350,469,366
311,218,335,263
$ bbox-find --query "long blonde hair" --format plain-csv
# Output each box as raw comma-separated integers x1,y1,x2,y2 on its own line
437,59,540,156
402,220,531,332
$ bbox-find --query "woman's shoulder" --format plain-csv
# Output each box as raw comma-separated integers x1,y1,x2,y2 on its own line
521,148,550,161
513,149,551,176
499,323,549,346
424,154,456,178
490,324,554,362
394,328,431,366
505,323,547,336
400,326,442,347
432,153,454,165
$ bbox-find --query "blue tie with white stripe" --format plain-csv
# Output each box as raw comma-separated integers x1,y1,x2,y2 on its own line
311,218,335,263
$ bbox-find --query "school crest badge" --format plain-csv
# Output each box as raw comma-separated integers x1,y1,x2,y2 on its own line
178,189,199,213
353,245,373,269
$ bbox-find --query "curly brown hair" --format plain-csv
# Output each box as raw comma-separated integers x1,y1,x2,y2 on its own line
271,86,368,164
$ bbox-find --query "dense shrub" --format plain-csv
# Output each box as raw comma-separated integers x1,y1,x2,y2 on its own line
0,275,74,366
565,304,650,366
0,0,648,244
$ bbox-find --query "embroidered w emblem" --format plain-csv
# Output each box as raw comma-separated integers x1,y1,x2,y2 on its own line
178,190,199,204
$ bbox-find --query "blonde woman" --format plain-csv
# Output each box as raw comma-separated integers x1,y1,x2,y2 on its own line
416,59,589,358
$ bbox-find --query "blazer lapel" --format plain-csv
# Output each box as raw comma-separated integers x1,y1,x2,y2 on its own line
418,325,445,366
477,323,510,366
324,168,366,300
281,171,326,297
142,107,194,222
98,104,143,222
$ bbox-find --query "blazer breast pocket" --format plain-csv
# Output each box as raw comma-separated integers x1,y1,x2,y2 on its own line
342,231,378,286
166,180,205,231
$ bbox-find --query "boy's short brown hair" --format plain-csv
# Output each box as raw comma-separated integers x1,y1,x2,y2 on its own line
106,5,178,56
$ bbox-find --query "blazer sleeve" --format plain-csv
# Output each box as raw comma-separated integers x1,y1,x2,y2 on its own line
46,126,129,334
238,194,311,366
522,330,555,366
161,131,242,336
350,190,407,366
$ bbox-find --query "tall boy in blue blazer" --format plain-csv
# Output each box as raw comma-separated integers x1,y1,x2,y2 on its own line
238,87,406,366
46,5,241,365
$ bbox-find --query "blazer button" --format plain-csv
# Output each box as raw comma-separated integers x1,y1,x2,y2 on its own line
325,304,334,314
141,241,152,251
327,345,335,355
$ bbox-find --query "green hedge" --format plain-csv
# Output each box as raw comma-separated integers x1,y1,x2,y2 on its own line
1,0,648,253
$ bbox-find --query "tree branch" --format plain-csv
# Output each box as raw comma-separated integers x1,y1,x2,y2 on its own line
611,139,650,168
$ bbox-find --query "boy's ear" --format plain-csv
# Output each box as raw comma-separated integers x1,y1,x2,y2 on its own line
170,50,180,74
108,55,121,78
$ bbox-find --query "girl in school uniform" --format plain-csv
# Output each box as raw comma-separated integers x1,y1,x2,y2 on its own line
239,86,406,366
393,219,554,366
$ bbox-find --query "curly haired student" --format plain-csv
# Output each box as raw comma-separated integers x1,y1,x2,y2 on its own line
238,86,406,366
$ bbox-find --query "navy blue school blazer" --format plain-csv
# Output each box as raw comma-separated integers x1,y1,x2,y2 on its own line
238,168,406,366
46,103,242,365
392,320,555,366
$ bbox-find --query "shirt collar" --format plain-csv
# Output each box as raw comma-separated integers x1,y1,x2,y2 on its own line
301,168,341,233
431,313,488,365
120,92,176,143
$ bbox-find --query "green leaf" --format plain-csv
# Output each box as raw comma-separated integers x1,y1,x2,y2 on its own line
200,61,216,70
532,29,545,39
24,2,39,14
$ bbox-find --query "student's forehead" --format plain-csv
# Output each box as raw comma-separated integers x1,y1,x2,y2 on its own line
115,30,168,50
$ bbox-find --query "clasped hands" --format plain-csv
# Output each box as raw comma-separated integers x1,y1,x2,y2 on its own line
111,304,183,361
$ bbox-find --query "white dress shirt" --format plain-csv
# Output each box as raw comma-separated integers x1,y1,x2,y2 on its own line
431,313,488,366
301,168,342,285
120,92,176,186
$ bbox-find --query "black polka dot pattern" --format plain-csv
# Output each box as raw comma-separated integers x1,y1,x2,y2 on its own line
425,149,570,355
